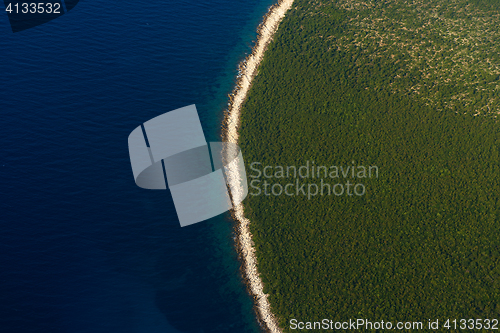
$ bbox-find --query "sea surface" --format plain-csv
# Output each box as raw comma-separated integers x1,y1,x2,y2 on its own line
0,1,275,332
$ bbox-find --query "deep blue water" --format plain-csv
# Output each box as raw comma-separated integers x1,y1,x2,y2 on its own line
0,1,275,332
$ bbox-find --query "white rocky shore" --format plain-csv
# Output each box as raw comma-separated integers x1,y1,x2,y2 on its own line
222,1,294,332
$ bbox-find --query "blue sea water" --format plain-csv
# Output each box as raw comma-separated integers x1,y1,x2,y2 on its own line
0,1,275,332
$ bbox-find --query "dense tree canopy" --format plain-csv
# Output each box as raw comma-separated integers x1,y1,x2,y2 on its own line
239,0,500,330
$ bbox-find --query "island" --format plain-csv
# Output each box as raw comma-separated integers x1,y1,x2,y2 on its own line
227,0,500,331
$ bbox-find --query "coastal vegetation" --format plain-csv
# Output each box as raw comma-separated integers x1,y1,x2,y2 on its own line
239,0,500,330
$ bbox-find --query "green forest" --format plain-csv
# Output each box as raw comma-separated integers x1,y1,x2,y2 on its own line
238,0,500,331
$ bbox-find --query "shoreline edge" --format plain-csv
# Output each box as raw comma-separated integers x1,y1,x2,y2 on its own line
222,1,294,332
